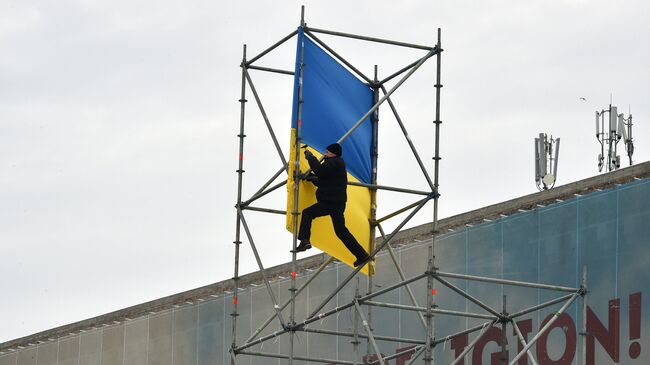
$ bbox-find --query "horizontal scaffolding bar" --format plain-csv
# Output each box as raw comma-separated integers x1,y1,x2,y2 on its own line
436,271,579,293
242,206,286,215
364,301,498,320
246,29,298,66
238,350,354,365
247,65,294,75
299,327,424,345
348,181,431,196
307,26,435,50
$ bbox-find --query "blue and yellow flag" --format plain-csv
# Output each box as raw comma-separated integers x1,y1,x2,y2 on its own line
286,27,375,274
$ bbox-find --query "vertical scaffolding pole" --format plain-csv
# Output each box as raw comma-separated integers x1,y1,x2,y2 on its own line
353,278,361,365
288,7,306,365
231,44,247,365
366,64,380,360
425,246,435,365
501,295,507,365
425,28,442,365
581,266,587,365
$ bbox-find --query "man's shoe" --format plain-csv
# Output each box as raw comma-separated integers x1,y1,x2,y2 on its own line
353,255,370,267
294,241,312,253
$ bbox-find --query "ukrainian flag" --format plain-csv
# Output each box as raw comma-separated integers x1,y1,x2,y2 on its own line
286,27,375,274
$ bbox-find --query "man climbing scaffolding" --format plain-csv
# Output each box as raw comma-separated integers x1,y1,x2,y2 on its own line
294,143,371,267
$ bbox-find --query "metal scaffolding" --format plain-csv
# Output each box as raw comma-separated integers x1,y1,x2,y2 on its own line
230,7,587,365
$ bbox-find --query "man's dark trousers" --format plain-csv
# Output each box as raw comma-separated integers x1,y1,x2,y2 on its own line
298,201,368,260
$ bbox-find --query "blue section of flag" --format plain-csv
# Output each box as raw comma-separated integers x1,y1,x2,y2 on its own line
291,27,374,184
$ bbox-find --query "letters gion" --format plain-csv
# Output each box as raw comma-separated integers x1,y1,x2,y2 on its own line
329,292,643,365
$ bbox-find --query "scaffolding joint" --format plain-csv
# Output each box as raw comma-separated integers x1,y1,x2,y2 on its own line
238,98,248,103
289,322,303,332
368,80,381,89
426,264,439,275
230,345,242,356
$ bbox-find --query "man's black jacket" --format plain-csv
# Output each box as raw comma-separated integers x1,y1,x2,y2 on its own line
306,154,347,204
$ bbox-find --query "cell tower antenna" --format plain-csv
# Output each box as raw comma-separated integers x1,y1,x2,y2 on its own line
595,102,635,171
534,133,560,190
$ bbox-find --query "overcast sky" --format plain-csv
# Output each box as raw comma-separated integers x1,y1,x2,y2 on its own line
1,0,649,343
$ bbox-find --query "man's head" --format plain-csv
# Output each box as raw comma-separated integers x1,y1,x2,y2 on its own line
325,143,342,157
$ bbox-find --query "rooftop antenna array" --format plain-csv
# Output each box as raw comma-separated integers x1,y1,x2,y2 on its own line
534,133,560,190
596,103,634,172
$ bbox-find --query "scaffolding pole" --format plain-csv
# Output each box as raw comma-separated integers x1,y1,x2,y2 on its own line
365,64,380,361
230,43,247,365
425,27,443,365
288,8,306,365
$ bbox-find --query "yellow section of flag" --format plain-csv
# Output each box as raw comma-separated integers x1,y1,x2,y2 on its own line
286,130,373,275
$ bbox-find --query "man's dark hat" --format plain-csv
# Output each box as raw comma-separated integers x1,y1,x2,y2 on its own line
326,143,342,157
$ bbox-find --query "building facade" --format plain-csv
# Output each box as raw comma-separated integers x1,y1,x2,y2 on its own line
2,163,649,365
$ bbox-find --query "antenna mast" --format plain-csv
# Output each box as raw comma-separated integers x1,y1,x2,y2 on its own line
534,133,560,190
595,103,634,172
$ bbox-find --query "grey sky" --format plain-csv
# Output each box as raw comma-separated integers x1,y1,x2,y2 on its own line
1,0,648,343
